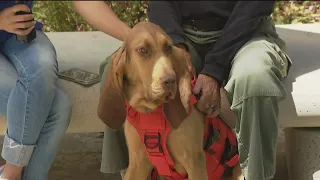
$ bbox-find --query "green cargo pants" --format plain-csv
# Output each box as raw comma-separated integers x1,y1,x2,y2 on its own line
99,17,291,180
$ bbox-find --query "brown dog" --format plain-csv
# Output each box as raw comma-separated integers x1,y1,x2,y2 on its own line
98,22,242,180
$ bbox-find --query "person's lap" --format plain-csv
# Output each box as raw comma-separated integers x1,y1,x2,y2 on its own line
185,18,290,180
99,17,291,180
0,30,71,179
225,40,288,180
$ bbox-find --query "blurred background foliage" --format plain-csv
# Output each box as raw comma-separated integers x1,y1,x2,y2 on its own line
32,1,319,32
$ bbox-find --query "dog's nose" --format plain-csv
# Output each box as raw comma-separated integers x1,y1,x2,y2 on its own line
161,74,176,88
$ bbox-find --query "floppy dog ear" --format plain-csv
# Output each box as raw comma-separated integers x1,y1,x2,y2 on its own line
163,47,192,129
97,45,127,130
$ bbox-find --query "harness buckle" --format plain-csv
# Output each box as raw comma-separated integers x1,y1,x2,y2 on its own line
144,132,161,151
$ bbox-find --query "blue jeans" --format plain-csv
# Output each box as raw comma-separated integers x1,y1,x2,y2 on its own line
0,30,72,180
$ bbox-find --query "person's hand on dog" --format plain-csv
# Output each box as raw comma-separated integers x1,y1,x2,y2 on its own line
192,74,221,117
175,43,220,117
0,4,36,35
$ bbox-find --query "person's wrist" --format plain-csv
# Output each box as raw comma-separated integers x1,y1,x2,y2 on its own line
116,24,130,42
122,27,131,41
200,73,221,88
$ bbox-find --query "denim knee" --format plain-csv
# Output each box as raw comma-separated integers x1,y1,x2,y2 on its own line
2,31,59,94
18,57,58,94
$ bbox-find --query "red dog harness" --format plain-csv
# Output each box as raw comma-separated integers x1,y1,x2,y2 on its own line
125,79,239,180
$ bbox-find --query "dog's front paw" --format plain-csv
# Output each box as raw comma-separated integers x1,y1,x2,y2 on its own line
232,163,244,180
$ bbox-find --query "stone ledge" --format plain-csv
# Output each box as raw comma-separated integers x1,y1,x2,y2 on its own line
276,23,320,34
276,23,320,127
0,23,319,135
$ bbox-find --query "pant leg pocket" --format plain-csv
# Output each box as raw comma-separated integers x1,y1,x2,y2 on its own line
262,40,292,78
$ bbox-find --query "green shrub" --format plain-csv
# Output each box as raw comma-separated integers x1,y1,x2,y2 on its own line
272,1,319,24
32,1,319,32
33,1,148,32
105,1,148,28
33,1,94,32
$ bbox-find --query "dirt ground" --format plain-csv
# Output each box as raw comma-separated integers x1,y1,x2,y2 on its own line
0,129,288,180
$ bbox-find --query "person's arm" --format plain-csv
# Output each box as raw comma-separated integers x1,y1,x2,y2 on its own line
147,1,187,50
202,1,276,86
72,1,130,41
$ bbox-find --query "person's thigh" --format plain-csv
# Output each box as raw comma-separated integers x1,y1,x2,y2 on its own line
2,31,58,80
0,53,17,116
224,37,290,179
225,37,290,104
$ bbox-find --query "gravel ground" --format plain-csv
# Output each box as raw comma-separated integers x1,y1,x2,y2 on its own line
0,129,288,180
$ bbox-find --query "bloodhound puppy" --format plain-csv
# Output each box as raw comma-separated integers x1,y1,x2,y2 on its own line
97,22,242,180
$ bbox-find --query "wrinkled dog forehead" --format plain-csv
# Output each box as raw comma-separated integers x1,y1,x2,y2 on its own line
127,22,172,46
131,22,163,34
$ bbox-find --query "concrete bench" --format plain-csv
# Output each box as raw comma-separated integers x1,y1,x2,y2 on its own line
0,23,319,180
276,23,320,180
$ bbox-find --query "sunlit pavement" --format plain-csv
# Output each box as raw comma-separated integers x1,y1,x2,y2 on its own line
0,129,288,180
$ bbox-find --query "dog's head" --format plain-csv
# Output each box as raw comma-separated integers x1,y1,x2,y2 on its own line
97,22,192,130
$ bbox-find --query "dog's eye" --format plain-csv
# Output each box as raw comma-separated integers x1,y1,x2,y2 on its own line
138,47,148,54
164,45,172,53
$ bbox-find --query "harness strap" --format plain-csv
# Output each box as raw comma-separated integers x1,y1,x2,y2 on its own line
126,94,197,180
204,116,239,179
126,77,239,180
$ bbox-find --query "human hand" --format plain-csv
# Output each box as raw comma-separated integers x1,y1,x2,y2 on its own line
175,43,195,77
0,4,36,35
192,74,221,117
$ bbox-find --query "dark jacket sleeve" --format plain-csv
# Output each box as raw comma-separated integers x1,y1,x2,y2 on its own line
201,1,276,86
147,1,186,46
